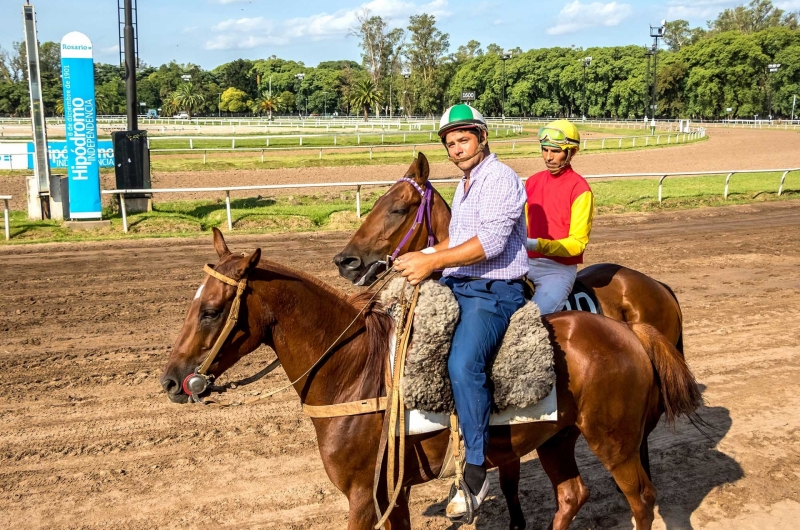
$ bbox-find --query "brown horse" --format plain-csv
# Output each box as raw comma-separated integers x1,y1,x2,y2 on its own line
334,153,684,353
161,228,701,530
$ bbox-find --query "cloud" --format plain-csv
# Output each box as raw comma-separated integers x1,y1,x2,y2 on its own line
209,0,252,4
665,0,737,21
547,1,633,36
775,0,800,9
205,0,450,50
493,18,503,25
99,45,119,55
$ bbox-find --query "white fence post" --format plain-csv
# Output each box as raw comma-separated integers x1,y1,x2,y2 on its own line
2,197,9,240
778,170,791,196
120,194,128,233
356,185,362,218
723,172,735,199
225,190,232,230
658,175,668,203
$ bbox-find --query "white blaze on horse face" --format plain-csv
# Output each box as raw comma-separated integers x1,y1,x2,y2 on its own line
193,283,205,301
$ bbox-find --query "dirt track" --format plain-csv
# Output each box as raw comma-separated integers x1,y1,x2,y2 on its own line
1,199,799,529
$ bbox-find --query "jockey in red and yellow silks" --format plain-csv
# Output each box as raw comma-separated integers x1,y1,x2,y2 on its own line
525,119,594,313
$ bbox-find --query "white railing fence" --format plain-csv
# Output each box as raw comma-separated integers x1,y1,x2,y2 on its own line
102,167,797,234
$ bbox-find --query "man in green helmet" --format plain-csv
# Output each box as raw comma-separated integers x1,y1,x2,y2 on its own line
394,104,528,522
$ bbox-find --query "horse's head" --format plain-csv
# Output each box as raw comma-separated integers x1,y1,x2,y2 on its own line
160,228,263,403
334,152,449,285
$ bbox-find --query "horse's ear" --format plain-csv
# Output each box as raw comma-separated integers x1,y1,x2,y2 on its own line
212,227,231,258
246,248,261,273
417,152,430,183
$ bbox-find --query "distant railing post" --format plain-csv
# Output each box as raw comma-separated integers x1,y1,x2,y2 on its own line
3,198,9,240
356,185,362,218
225,190,232,230
203,150,207,164
601,138,605,149
120,193,128,233
658,175,668,203
778,170,791,196
723,172,735,199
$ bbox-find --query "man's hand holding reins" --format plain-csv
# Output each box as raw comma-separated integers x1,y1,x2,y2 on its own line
394,251,437,285
394,236,486,286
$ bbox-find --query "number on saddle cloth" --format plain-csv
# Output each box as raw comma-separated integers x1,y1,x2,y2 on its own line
563,281,602,315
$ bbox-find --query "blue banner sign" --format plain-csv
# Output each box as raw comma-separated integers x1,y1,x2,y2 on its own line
39,141,115,169
60,32,102,219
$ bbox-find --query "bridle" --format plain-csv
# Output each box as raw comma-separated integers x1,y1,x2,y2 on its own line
181,263,248,403
354,177,436,286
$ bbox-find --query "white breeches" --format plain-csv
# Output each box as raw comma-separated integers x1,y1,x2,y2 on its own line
526,258,578,314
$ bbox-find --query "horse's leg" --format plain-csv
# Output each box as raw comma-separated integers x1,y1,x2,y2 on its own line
498,458,526,530
640,437,652,482
346,483,380,530
385,487,412,530
536,427,589,530
583,431,656,530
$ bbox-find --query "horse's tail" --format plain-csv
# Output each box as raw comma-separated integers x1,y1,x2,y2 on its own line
657,280,684,357
628,322,702,425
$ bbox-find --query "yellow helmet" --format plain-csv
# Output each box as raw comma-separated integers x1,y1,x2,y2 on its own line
539,119,581,151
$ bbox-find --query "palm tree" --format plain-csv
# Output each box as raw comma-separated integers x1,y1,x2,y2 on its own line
172,83,205,119
252,93,278,120
350,79,382,122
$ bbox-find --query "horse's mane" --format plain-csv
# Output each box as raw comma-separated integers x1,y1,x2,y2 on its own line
348,291,393,395
251,259,393,396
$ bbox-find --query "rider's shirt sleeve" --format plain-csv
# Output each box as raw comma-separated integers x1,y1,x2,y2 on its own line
535,191,594,257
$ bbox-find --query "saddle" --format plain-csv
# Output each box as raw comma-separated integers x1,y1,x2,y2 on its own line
380,278,556,414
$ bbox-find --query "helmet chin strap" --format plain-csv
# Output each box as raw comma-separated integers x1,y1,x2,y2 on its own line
551,148,576,171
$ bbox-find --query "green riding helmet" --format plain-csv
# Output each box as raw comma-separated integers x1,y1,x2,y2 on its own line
438,104,488,144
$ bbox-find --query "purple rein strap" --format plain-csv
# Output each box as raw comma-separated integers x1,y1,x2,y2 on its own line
353,178,436,287
391,177,436,261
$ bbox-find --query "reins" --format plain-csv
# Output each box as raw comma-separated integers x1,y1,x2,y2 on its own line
187,261,402,408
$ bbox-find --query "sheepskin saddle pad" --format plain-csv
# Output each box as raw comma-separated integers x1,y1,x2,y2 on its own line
380,277,556,414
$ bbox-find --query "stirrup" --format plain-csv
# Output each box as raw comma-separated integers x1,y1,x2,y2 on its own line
446,478,475,524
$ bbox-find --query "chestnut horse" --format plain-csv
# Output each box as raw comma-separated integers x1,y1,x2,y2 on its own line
334,153,683,354
333,153,686,525
161,228,701,530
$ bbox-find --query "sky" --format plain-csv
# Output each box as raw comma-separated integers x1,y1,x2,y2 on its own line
2,0,800,70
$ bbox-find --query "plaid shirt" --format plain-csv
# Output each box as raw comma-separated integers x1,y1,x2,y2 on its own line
443,153,528,279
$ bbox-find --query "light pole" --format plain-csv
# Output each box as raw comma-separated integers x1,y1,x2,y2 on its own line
767,63,781,120
582,56,592,120
644,46,654,121
402,70,410,118
217,92,222,117
294,73,305,117
648,20,665,133
322,91,328,118
792,94,797,122
501,52,512,119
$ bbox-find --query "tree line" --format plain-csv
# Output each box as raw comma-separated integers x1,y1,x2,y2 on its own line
0,0,798,121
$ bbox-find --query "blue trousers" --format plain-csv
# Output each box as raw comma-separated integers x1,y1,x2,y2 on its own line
440,276,527,466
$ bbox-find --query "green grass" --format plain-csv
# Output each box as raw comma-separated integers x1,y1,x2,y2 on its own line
2,170,797,245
